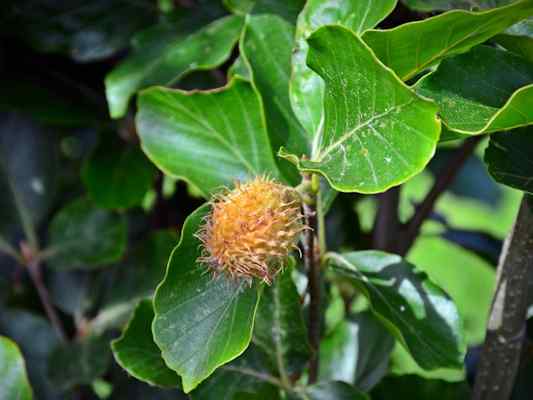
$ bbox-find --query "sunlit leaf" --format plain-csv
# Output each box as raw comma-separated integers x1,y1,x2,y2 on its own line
0,336,33,400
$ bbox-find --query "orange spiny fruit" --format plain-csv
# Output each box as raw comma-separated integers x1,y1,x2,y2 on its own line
197,176,305,284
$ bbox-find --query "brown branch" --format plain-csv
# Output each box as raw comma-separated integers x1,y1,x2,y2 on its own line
26,258,67,341
301,174,321,384
373,186,401,252
398,135,483,256
472,197,533,400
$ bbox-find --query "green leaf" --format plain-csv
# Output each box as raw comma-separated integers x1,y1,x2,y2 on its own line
371,374,470,399
82,136,156,209
253,267,310,378
46,197,127,270
416,45,533,135
408,236,495,345
485,127,533,193
240,15,308,182
362,0,533,81
192,345,280,400
152,205,261,392
494,18,533,64
0,113,58,247
137,78,282,197
3,0,155,62
224,0,305,22
106,15,244,118
297,381,369,400
0,336,33,400
296,26,439,193
290,0,397,147
327,250,466,370
48,335,111,391
112,300,180,388
0,310,61,400
320,313,395,391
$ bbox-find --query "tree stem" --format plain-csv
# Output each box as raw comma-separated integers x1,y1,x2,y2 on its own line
373,186,401,252
472,197,533,400
27,259,67,341
399,135,483,255
301,173,321,384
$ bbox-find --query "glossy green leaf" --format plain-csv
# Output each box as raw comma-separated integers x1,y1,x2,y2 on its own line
296,381,369,400
112,300,180,388
296,26,439,193
137,78,282,196
253,267,310,377
290,0,398,147
48,335,111,390
371,374,470,399
416,45,533,135
0,113,58,247
3,0,154,62
327,250,466,370
363,0,533,80
46,197,127,270
494,18,533,63
0,310,60,400
192,345,280,400
240,15,308,182
224,0,305,22
320,313,394,391
485,127,533,193
152,205,261,392
82,137,156,209
0,336,33,400
106,15,243,118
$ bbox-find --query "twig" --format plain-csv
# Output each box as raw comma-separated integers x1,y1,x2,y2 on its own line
301,173,321,384
399,135,483,255
26,258,67,341
472,197,533,400
373,186,400,252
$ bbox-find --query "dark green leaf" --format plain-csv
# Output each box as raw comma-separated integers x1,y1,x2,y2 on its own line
240,15,308,183
494,18,533,64
49,271,90,316
3,0,155,62
295,26,439,193
48,335,111,391
152,205,261,392
416,45,533,135
137,78,282,196
106,15,244,118
0,113,58,246
82,137,156,209
363,0,533,80
290,0,397,147
297,381,369,400
253,267,310,377
371,374,470,399
192,345,280,400
112,300,180,388
224,0,305,22
320,312,394,391
0,336,33,400
485,127,533,193
0,310,61,400
327,250,466,370
46,198,127,270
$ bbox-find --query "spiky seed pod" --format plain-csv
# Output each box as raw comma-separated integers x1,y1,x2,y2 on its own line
197,176,305,284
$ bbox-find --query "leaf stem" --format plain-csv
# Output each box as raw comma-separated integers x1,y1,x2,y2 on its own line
472,196,533,400
301,173,321,384
26,257,67,341
399,135,483,255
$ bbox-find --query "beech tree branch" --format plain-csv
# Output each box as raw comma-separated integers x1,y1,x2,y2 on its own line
301,173,321,384
373,186,401,252
472,197,533,400
399,135,483,256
